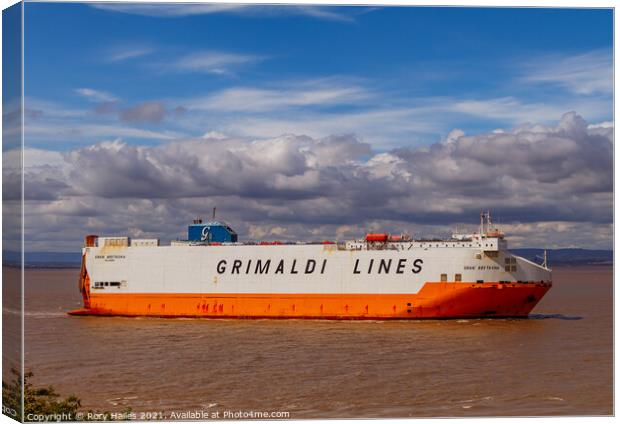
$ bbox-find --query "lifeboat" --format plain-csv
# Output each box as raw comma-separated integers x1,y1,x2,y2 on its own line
365,233,388,242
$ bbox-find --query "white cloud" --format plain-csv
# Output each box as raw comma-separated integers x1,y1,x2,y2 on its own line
520,49,612,95
26,97,87,119
171,78,611,148
170,51,264,75
21,148,67,169
23,97,184,146
188,83,370,112
202,131,227,140
447,96,611,124
498,221,613,250
75,88,119,103
291,6,354,22
90,3,356,21
91,3,247,17
24,122,181,143
106,46,154,62
588,121,613,129
217,108,439,148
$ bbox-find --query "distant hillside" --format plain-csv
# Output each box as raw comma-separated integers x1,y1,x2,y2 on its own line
2,248,613,268
511,248,613,266
3,251,82,268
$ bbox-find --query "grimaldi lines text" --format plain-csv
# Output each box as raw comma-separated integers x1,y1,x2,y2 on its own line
68,213,552,319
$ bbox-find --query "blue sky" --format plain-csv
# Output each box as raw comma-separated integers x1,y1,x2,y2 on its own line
5,3,614,251
24,4,612,150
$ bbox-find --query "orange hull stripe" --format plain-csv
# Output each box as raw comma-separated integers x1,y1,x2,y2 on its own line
69,282,551,319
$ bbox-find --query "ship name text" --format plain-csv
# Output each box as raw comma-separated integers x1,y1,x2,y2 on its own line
215,258,423,275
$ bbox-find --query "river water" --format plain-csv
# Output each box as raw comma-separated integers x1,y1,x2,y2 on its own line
10,265,613,418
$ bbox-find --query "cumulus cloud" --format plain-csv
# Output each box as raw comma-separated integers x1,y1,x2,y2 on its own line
3,148,71,201
7,112,613,251
63,134,371,200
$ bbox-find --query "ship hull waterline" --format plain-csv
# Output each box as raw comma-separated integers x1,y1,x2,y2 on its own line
69,282,552,319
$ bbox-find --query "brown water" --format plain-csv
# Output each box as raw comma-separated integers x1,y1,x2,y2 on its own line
13,266,613,418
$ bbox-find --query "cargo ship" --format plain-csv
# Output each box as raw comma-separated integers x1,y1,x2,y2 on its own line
69,212,552,319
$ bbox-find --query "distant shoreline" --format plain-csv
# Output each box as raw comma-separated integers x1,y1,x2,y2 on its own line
4,263,82,269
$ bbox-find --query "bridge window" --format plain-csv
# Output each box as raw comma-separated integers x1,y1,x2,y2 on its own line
455,273,462,282
440,273,447,282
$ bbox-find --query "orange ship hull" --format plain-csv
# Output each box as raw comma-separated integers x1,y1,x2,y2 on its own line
69,281,551,319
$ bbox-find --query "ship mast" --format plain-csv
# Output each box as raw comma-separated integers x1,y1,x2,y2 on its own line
479,210,492,237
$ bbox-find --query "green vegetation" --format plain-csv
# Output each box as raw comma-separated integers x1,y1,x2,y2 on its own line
2,368,22,421
2,369,133,422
